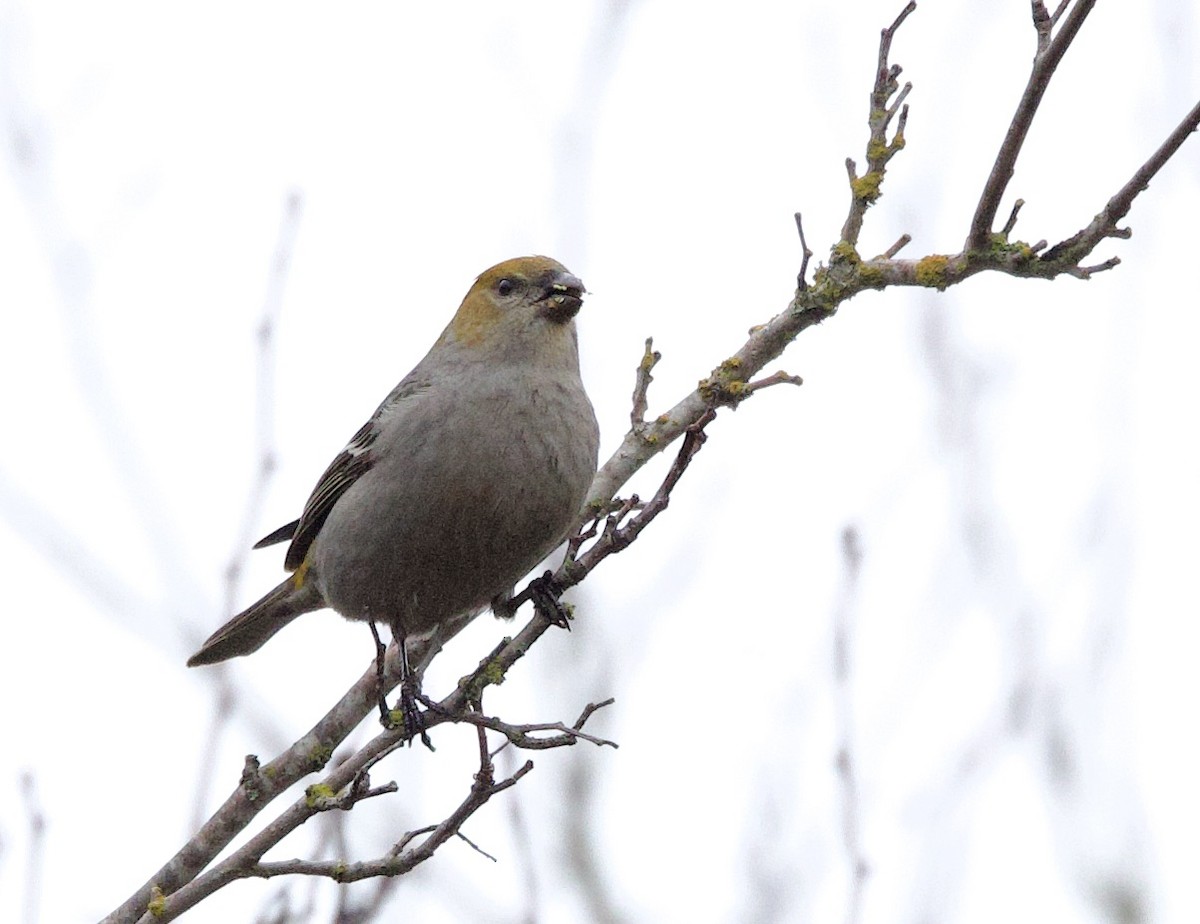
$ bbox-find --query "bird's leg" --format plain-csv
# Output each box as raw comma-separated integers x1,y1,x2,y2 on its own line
367,620,435,749
368,619,391,724
394,627,434,751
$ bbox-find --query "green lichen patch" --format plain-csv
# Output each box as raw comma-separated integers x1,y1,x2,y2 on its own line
915,254,951,289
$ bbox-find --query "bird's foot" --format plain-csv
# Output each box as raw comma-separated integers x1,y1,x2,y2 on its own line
390,676,434,751
369,620,434,750
529,571,572,629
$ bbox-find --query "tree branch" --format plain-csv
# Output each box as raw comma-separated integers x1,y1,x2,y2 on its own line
966,0,1097,250
840,1,915,247
1042,95,1200,263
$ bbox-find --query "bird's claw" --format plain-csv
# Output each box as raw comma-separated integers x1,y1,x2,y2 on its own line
529,571,572,629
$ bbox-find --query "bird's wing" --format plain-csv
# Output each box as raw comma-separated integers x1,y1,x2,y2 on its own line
282,418,379,571
253,376,430,572
252,519,300,549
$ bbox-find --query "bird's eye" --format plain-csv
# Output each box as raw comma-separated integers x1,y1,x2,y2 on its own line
497,278,515,297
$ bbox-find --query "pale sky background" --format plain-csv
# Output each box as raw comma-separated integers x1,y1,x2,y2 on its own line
2,2,1199,923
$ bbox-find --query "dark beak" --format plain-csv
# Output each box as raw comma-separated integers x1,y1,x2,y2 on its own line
538,271,586,321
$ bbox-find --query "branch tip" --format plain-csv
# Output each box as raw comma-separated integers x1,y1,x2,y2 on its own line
967,0,1098,250
630,337,661,427
1078,256,1121,277
888,82,913,122
795,212,814,291
884,2,917,43
745,370,804,396
881,233,912,259
1001,199,1025,236
455,830,498,863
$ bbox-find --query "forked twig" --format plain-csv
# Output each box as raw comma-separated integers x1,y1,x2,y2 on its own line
967,0,1096,250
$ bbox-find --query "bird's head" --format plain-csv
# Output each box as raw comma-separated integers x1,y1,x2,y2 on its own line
445,256,587,362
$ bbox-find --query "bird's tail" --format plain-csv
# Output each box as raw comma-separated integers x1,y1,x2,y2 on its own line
187,576,324,666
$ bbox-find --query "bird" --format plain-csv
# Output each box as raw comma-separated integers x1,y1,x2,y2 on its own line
187,256,600,703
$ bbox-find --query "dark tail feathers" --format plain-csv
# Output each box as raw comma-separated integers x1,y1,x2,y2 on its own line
187,577,323,666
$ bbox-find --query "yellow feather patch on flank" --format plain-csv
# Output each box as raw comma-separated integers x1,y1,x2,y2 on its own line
293,555,312,589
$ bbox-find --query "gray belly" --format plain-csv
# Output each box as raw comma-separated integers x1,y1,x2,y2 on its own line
310,382,597,637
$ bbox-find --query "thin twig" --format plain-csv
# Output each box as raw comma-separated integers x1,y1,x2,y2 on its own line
630,337,661,428
152,739,535,916
795,212,814,291
392,825,438,855
305,779,399,812
840,1,916,247
967,0,1097,250
236,759,533,885
880,233,912,259
1072,256,1122,279
742,370,804,397
454,829,499,863
452,700,619,751
572,409,716,577
1032,1,1054,52
1043,96,1200,262
1001,199,1024,237
575,697,616,728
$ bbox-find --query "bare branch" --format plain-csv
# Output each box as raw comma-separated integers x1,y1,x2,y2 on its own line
630,337,661,428
795,212,814,290
571,408,716,580
1001,198,1024,237
879,233,912,260
138,719,536,919
304,772,399,812
967,0,1097,250
1031,1,1054,52
226,760,531,887
453,828,500,864
1070,255,1121,279
884,0,917,41
742,370,804,397
840,1,916,247
453,699,619,751
573,697,616,729
1043,96,1200,263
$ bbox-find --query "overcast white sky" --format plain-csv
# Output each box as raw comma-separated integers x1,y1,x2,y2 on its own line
2,2,1199,922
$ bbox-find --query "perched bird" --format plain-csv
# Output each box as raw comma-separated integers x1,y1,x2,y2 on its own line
188,255,600,681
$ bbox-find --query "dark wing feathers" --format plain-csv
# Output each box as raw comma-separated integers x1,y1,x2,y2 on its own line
253,519,300,549
254,376,430,572
281,419,379,571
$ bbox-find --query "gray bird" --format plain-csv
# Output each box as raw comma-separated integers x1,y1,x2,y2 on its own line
188,255,600,672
